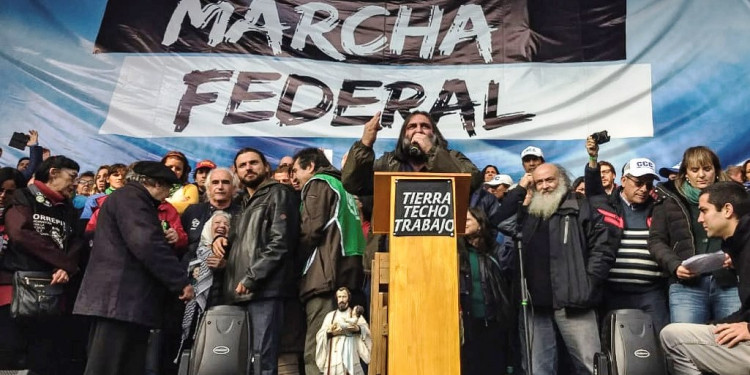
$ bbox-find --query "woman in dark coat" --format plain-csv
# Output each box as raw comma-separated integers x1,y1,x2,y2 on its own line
459,207,513,375
649,146,737,323
1,157,85,374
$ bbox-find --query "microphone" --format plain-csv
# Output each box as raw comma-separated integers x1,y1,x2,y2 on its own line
408,144,422,157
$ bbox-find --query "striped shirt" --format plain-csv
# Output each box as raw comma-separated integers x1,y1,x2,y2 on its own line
607,228,667,289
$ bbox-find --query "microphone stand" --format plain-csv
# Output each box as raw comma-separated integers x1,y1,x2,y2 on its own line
516,235,533,375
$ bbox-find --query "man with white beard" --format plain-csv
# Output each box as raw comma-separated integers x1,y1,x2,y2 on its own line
519,163,617,375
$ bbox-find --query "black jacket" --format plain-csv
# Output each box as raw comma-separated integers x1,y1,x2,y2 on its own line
470,188,503,239
718,215,750,324
519,193,617,309
1,184,84,284
648,180,735,285
224,180,300,304
459,241,513,324
583,164,657,244
73,182,189,327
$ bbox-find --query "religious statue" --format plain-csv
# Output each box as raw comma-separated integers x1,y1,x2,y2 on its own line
315,287,372,375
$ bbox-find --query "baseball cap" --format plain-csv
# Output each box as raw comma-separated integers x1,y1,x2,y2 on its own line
484,174,514,187
658,163,680,179
521,146,544,159
622,158,660,180
132,161,181,185
195,159,217,170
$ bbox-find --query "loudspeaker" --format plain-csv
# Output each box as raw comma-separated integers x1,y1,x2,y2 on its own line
188,305,251,375
594,309,666,375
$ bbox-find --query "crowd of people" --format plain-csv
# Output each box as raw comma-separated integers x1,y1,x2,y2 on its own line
1,115,750,375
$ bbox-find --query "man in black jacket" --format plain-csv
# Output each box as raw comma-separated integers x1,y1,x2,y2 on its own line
584,138,670,333
213,147,300,375
661,182,750,375
519,163,616,375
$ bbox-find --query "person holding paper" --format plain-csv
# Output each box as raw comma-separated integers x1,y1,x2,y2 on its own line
648,146,739,323
660,181,750,375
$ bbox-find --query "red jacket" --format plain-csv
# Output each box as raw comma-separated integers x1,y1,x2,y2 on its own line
86,195,187,254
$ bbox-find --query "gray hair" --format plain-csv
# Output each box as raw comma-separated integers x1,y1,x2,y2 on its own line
555,164,572,191
204,167,240,192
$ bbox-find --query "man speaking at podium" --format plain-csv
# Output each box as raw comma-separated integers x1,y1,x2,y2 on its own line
342,111,480,197
341,110,480,261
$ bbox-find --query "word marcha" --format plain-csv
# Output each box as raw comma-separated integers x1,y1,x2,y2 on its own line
163,0,496,63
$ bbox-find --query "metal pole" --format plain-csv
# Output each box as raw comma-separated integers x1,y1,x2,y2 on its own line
516,237,533,375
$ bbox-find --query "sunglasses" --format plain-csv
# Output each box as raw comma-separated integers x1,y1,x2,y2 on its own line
624,175,653,189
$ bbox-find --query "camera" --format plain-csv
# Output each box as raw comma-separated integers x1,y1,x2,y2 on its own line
590,130,610,145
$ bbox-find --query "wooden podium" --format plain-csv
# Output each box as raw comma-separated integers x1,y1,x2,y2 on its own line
369,172,471,375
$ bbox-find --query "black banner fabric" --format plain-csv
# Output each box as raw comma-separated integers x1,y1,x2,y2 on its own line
393,179,455,237
95,0,625,64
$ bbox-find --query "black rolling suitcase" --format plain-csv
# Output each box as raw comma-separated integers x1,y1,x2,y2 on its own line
593,309,666,375
181,305,252,375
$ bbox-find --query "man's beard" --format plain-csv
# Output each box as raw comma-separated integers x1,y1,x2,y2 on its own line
528,183,568,220
338,301,348,312
241,172,265,189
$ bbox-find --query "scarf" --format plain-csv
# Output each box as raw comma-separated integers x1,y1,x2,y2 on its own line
681,180,702,205
175,244,214,363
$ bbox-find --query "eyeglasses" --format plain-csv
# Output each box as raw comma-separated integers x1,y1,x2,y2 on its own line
76,180,95,186
624,175,653,189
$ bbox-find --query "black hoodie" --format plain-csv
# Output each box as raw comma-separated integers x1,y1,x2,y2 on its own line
717,214,750,324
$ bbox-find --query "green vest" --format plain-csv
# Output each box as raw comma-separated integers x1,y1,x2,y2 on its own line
301,173,366,257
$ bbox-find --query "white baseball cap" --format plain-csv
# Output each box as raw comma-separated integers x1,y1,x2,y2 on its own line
521,146,544,159
622,158,660,179
484,174,514,187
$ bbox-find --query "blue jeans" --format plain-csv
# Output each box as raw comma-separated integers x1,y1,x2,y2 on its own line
669,275,740,323
245,298,284,375
521,308,600,375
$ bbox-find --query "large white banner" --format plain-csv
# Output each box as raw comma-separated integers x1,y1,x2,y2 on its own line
101,55,652,140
